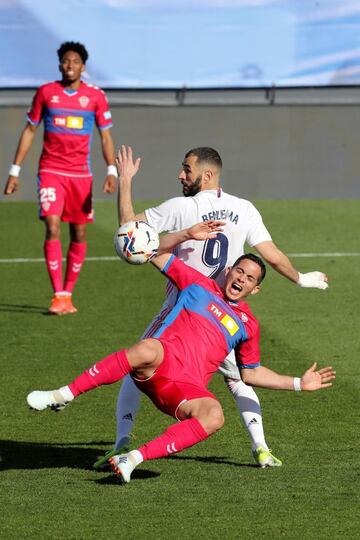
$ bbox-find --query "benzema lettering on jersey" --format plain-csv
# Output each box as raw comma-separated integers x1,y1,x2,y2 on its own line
202,209,239,224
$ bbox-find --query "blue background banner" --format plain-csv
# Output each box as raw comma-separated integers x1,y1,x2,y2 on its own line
1,0,359,88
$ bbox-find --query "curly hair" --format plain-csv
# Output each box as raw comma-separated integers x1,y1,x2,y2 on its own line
57,41,89,64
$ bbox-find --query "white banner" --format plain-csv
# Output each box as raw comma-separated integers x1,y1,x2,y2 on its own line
0,0,359,88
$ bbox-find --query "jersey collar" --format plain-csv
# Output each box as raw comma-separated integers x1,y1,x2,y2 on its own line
195,188,222,199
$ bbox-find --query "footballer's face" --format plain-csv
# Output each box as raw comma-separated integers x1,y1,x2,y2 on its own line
178,155,204,197
59,51,85,86
223,259,262,302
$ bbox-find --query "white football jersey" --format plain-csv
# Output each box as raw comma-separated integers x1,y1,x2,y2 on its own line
145,189,271,305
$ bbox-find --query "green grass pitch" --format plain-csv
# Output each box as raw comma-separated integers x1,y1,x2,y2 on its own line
0,200,359,539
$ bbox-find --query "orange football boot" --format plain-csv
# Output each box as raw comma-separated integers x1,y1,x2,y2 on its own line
64,295,77,314
48,294,69,315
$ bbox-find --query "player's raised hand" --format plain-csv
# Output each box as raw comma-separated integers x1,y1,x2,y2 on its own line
188,220,225,241
116,145,141,180
300,362,336,391
4,176,20,195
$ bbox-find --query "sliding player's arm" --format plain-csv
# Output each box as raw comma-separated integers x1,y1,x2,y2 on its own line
151,220,224,279
240,362,335,391
158,220,224,253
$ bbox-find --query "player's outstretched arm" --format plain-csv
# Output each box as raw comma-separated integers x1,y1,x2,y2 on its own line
240,362,335,391
116,145,146,225
158,220,225,253
100,128,117,194
254,240,329,289
4,123,37,195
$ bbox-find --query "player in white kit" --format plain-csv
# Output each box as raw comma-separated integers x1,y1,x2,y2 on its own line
94,145,328,469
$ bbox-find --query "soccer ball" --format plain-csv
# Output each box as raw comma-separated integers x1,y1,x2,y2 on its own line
114,220,159,264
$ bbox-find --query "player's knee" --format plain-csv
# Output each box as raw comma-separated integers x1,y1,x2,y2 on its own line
71,229,86,243
45,223,61,240
202,403,225,435
128,339,163,371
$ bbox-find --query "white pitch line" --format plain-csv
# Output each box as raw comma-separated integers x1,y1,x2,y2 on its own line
0,253,359,264
288,253,360,257
0,256,120,263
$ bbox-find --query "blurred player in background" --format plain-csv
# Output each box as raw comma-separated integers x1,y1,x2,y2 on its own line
4,41,117,315
100,145,329,470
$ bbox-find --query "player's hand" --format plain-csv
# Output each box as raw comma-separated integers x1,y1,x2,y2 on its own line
4,176,20,195
300,362,336,391
116,145,141,180
188,220,225,241
298,271,329,289
103,174,117,193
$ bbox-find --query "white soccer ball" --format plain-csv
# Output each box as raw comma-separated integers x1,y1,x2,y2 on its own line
114,220,159,265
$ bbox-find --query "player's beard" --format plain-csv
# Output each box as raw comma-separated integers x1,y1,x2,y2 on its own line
182,175,202,197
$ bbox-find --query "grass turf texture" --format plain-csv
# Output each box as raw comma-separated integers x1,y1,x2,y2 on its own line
0,200,359,539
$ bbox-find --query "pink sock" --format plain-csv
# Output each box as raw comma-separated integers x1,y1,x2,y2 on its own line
138,418,209,460
64,242,87,293
69,350,132,397
44,240,63,293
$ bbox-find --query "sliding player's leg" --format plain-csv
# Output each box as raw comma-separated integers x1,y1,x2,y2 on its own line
110,395,224,483
26,339,163,411
111,304,173,455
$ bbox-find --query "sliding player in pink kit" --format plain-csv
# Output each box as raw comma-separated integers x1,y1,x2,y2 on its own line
107,145,329,470
27,222,335,484
4,41,117,314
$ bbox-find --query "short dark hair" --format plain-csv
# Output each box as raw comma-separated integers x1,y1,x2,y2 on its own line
232,253,266,284
57,41,89,64
185,147,222,171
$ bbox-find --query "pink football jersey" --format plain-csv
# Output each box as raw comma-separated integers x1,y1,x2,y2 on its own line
155,255,261,382
27,81,113,175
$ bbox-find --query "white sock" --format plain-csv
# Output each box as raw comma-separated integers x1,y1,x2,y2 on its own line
53,385,74,403
115,375,142,448
129,449,143,465
226,378,269,452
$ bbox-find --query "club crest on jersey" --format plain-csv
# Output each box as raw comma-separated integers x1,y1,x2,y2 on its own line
79,96,90,108
207,303,239,336
240,312,248,323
